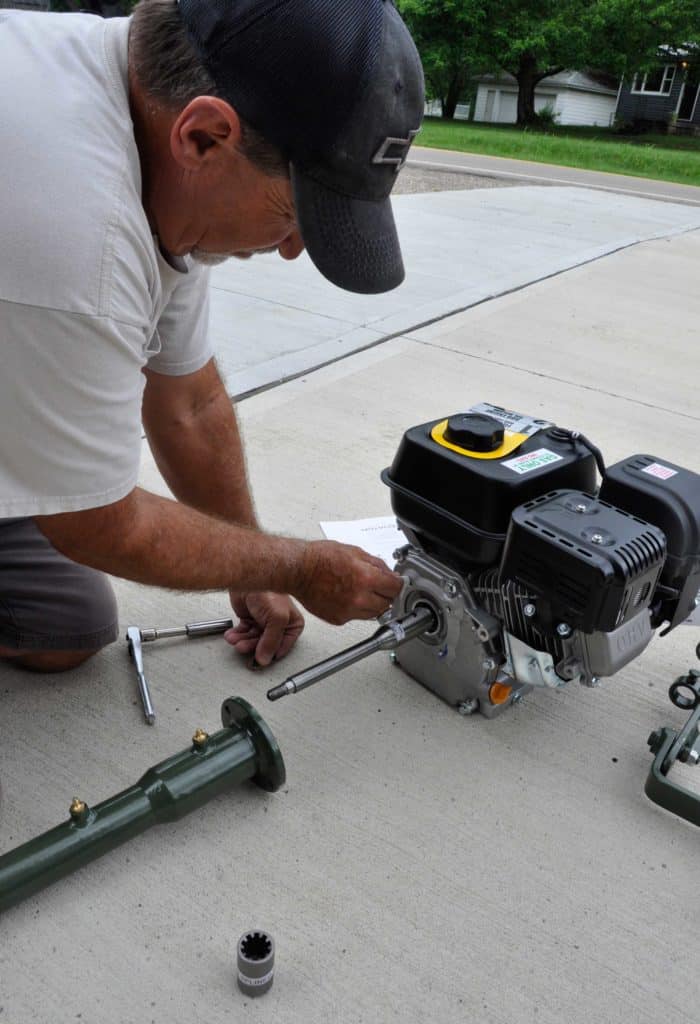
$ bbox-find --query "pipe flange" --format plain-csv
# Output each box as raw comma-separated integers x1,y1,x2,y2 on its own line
237,929,275,997
221,697,286,792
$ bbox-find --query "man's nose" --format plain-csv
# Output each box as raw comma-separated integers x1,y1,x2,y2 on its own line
278,229,305,261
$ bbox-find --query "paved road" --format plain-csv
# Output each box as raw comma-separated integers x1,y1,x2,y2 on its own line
409,145,700,206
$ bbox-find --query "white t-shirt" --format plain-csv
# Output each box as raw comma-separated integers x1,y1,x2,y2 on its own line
0,12,213,517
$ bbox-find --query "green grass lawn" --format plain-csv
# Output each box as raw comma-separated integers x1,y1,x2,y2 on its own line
417,118,700,187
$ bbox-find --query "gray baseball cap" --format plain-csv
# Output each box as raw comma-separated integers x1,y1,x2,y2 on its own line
178,0,425,293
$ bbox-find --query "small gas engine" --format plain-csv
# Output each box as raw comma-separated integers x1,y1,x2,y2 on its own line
269,403,700,720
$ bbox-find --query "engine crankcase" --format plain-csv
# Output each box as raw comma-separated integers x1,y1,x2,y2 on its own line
390,546,523,717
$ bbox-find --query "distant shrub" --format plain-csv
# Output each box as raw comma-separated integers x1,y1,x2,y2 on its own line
532,104,559,129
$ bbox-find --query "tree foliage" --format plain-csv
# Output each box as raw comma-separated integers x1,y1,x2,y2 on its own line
587,0,699,75
398,0,699,125
479,0,592,123
397,0,484,118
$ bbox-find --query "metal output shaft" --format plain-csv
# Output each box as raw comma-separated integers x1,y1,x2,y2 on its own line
267,606,436,701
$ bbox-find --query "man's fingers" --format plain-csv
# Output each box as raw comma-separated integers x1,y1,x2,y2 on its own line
275,628,300,661
365,552,395,573
254,617,287,667
224,623,260,646
361,563,402,602
227,594,305,665
355,597,397,619
230,636,259,655
373,575,403,601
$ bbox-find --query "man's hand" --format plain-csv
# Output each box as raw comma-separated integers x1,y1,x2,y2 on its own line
295,541,403,625
225,591,305,666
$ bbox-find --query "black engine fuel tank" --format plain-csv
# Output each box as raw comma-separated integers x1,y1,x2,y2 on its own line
382,405,597,567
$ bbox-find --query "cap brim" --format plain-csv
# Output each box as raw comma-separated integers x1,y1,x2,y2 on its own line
291,165,405,295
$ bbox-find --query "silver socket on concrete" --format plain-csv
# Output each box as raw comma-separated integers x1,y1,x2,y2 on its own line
237,930,275,997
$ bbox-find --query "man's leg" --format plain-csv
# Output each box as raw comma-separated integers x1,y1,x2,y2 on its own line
0,517,119,673
0,646,99,672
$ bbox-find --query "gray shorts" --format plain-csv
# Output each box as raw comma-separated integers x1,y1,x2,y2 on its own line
0,517,119,651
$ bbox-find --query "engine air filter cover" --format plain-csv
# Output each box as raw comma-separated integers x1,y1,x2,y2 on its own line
499,490,667,633
599,455,700,631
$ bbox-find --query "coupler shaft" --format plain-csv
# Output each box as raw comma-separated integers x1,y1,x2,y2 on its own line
0,698,285,914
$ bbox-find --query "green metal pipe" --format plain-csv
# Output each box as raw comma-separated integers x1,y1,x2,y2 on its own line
0,697,285,913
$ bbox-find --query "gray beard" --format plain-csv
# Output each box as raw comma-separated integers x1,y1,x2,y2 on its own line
190,249,232,267
190,246,279,266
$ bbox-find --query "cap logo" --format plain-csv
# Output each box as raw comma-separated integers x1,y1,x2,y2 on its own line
372,128,420,173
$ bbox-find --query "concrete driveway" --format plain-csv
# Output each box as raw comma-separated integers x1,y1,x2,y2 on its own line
209,186,700,399
2,188,699,1024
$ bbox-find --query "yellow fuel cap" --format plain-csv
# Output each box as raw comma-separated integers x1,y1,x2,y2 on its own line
431,417,527,460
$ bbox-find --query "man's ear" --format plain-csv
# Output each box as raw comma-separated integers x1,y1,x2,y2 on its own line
170,96,243,170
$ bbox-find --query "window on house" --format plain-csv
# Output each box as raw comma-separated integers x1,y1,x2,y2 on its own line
631,65,676,95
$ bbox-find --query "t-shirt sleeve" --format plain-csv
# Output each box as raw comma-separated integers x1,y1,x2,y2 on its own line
145,261,214,376
0,300,148,517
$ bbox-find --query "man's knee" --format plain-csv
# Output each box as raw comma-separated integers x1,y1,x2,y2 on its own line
0,646,103,673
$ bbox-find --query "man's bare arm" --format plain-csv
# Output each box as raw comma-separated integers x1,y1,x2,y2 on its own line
141,359,257,525
140,359,304,662
34,488,401,625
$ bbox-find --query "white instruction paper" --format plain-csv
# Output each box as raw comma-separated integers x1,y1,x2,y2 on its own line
320,516,406,568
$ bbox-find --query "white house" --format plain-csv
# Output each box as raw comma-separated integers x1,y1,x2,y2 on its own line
473,70,619,126
425,99,472,120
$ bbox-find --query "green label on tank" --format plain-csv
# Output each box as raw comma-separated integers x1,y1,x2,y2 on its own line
502,448,562,475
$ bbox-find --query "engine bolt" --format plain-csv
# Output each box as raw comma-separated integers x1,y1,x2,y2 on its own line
457,699,479,716
389,651,398,664
556,623,572,637
591,534,604,545
523,603,536,618
575,503,588,513
393,547,406,563
482,658,496,671
647,729,664,752
443,580,458,598
590,676,601,687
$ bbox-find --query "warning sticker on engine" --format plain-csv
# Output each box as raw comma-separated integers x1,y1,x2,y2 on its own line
467,403,551,438
641,462,677,481
503,448,563,475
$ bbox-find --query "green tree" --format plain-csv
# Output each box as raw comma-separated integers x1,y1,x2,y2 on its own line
587,0,699,78
399,0,698,126
398,0,484,118
478,0,591,124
